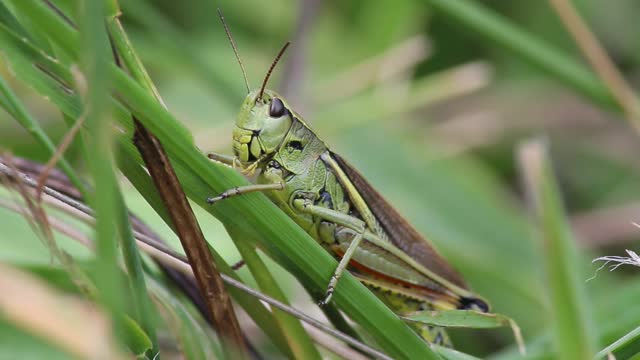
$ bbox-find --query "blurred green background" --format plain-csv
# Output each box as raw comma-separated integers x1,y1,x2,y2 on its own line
2,0,640,358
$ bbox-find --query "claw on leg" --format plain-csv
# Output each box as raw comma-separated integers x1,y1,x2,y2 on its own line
206,187,240,205
318,278,337,306
207,153,236,167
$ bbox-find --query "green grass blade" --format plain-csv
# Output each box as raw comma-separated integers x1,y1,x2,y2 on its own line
491,278,640,360
5,0,79,58
407,310,525,354
0,74,85,195
595,326,640,360
113,192,159,357
0,1,27,39
422,0,619,112
435,346,483,360
407,310,515,329
148,278,222,360
518,139,596,360
119,0,244,103
104,2,164,106
121,315,153,357
74,1,157,354
233,229,320,360
76,0,126,342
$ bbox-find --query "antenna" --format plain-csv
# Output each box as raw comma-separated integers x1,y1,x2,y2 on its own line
258,42,290,101
217,9,250,93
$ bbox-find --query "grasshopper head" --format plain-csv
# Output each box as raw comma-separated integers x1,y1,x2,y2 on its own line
233,89,293,166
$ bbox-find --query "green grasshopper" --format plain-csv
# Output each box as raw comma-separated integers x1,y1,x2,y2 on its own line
208,15,489,345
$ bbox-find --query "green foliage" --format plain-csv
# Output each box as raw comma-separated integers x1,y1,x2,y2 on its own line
1,0,640,359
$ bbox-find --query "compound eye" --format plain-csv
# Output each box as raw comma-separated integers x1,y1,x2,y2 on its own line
269,98,286,117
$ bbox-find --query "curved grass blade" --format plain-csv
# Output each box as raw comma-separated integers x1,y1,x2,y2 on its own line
406,310,524,354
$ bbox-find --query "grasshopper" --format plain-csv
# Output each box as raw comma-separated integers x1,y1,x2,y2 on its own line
208,15,489,345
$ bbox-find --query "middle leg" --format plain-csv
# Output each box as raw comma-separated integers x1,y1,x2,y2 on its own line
292,198,368,305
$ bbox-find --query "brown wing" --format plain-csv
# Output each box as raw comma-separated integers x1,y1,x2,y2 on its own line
331,152,467,288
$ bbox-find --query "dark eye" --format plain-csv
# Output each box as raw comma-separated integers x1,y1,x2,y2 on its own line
287,140,303,151
269,98,286,117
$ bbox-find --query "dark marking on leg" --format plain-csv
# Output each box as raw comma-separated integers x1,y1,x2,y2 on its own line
231,260,245,270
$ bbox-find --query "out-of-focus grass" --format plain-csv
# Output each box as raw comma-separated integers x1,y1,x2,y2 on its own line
1,0,640,359
519,139,596,359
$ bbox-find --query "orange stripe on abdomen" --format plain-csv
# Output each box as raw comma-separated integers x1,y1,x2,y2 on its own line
333,248,460,306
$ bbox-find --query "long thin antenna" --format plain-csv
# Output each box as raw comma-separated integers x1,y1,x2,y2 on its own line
258,42,290,101
217,9,250,93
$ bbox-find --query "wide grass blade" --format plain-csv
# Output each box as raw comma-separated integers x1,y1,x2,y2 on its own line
75,0,129,347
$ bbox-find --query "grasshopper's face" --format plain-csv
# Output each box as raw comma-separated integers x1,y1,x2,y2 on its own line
233,89,293,165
